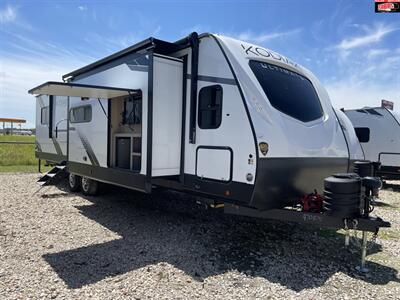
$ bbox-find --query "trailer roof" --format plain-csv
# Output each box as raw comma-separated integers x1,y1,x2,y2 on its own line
62,35,193,81
28,81,140,98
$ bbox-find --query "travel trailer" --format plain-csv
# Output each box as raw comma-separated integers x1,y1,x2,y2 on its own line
30,32,365,206
344,107,400,180
29,32,390,270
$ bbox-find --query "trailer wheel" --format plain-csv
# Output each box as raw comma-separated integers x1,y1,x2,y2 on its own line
68,173,81,192
81,177,99,196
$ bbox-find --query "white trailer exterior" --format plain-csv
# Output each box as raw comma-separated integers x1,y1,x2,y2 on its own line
344,107,400,179
30,32,362,209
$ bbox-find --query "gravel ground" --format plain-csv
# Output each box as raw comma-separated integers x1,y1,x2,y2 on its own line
0,173,399,299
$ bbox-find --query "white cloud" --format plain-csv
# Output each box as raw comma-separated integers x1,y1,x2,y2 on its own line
0,31,95,126
326,81,399,113
234,28,302,44
78,5,87,11
0,22,162,126
336,23,396,51
84,24,162,51
0,5,16,23
366,48,390,59
0,57,81,127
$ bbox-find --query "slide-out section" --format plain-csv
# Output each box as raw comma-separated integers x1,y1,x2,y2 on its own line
151,54,183,177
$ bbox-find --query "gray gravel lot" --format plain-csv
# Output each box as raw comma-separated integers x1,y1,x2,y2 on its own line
0,173,399,299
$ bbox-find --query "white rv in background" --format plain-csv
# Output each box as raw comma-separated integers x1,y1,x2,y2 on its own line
344,107,400,180
30,32,364,209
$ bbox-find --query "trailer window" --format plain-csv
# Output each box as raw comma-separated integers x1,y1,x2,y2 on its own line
198,85,223,129
123,96,142,125
365,108,382,116
41,106,49,125
249,61,323,122
70,105,92,123
354,127,370,143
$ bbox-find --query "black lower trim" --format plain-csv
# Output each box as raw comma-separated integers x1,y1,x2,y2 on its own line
183,174,253,204
251,157,349,210
36,151,66,163
67,161,147,192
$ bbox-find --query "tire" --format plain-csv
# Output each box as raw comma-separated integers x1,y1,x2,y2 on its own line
68,173,81,192
81,177,99,196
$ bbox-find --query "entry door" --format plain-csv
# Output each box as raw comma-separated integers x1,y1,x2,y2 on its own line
52,96,68,157
195,84,232,181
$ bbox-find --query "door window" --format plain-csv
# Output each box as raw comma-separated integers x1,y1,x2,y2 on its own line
198,85,223,129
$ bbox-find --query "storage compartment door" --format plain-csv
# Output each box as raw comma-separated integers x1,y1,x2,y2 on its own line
196,148,232,181
380,153,400,167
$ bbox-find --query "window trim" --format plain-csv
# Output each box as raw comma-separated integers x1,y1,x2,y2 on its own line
197,84,223,130
70,105,92,124
248,60,324,123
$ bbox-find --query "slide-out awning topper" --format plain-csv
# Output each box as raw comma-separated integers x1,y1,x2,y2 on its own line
28,81,140,99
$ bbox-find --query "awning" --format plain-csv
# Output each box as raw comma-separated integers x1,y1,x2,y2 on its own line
28,81,140,98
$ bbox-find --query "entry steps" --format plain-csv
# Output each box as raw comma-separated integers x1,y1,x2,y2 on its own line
37,165,67,186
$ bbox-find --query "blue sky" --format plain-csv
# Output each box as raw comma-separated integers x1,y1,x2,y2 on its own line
0,0,399,128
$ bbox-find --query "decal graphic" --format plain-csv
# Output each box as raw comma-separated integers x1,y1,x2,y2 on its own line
241,44,299,68
52,137,63,156
77,131,100,166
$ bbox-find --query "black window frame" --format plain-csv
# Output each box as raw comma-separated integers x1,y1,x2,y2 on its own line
41,106,49,125
354,127,370,143
249,60,324,123
197,85,223,130
70,105,92,124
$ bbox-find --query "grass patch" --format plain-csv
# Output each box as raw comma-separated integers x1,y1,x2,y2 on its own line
0,135,38,172
0,164,51,173
0,135,35,142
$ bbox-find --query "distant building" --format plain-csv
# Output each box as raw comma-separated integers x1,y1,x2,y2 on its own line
0,118,27,135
